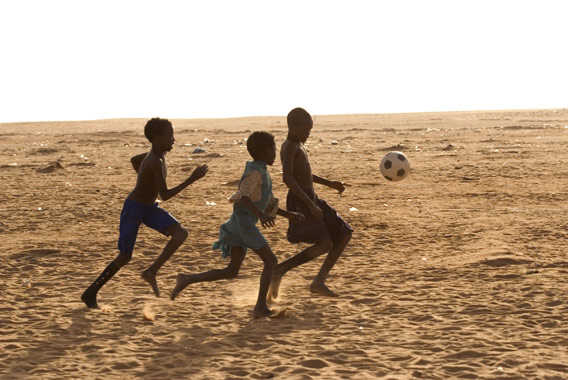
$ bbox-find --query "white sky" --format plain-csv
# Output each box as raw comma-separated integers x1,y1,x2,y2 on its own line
0,0,566,123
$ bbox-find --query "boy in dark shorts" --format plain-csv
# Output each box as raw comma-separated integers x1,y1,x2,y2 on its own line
81,118,208,309
269,107,353,300
170,131,303,317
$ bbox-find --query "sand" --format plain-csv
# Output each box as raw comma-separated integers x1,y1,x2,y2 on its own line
1,109,567,379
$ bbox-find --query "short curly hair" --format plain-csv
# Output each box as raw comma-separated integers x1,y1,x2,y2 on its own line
246,131,275,160
144,118,172,142
287,107,312,128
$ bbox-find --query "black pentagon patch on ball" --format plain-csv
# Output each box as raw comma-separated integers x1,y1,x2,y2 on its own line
397,154,406,161
397,169,406,177
385,176,393,181
384,160,392,169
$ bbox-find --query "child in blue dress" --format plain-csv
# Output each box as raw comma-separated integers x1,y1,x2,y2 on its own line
170,131,304,317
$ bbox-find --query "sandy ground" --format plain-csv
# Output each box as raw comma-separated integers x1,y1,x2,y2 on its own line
1,109,568,380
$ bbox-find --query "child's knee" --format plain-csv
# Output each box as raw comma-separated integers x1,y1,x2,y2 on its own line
224,265,240,279
265,254,277,268
114,252,132,267
256,246,277,268
308,239,333,259
171,225,189,241
320,239,334,253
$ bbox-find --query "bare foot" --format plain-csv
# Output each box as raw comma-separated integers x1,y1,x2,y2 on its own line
81,289,99,309
253,306,281,318
141,269,160,297
267,273,282,303
170,273,192,301
309,282,339,297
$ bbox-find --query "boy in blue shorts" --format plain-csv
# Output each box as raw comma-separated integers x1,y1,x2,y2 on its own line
170,131,304,318
269,107,353,300
81,118,208,309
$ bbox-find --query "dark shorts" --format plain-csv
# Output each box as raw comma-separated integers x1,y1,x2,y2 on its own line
286,189,353,245
117,199,179,257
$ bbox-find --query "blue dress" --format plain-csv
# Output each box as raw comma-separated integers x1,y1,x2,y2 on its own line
212,161,273,258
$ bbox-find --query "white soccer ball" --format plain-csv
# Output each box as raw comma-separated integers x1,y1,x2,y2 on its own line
380,151,410,181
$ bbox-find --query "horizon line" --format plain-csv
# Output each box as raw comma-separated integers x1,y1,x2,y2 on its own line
1,107,566,125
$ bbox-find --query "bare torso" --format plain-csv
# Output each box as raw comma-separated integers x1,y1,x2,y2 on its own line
282,139,313,191
127,152,166,205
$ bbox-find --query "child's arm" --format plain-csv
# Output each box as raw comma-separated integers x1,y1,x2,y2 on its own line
313,174,349,194
131,153,147,173
276,208,304,222
239,196,275,228
264,195,303,221
152,160,209,201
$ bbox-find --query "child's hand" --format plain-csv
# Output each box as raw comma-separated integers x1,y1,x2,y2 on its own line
259,213,276,228
288,212,305,223
329,181,350,194
188,165,209,184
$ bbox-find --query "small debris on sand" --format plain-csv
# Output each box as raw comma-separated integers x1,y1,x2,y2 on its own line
36,161,65,173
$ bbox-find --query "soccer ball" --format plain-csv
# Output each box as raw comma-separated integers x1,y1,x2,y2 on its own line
380,151,410,181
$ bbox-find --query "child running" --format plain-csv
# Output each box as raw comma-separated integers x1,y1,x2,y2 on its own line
170,131,304,317
81,117,208,309
269,107,353,300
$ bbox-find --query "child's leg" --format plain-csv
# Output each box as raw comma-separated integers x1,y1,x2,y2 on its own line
170,247,245,300
141,223,188,297
250,245,278,317
310,230,352,297
268,239,333,301
81,252,130,309
275,240,333,276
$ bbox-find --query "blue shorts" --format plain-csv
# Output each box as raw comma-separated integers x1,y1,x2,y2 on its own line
117,199,179,258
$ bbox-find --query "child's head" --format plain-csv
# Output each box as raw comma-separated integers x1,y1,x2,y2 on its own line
287,107,313,143
246,131,276,165
144,118,175,151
